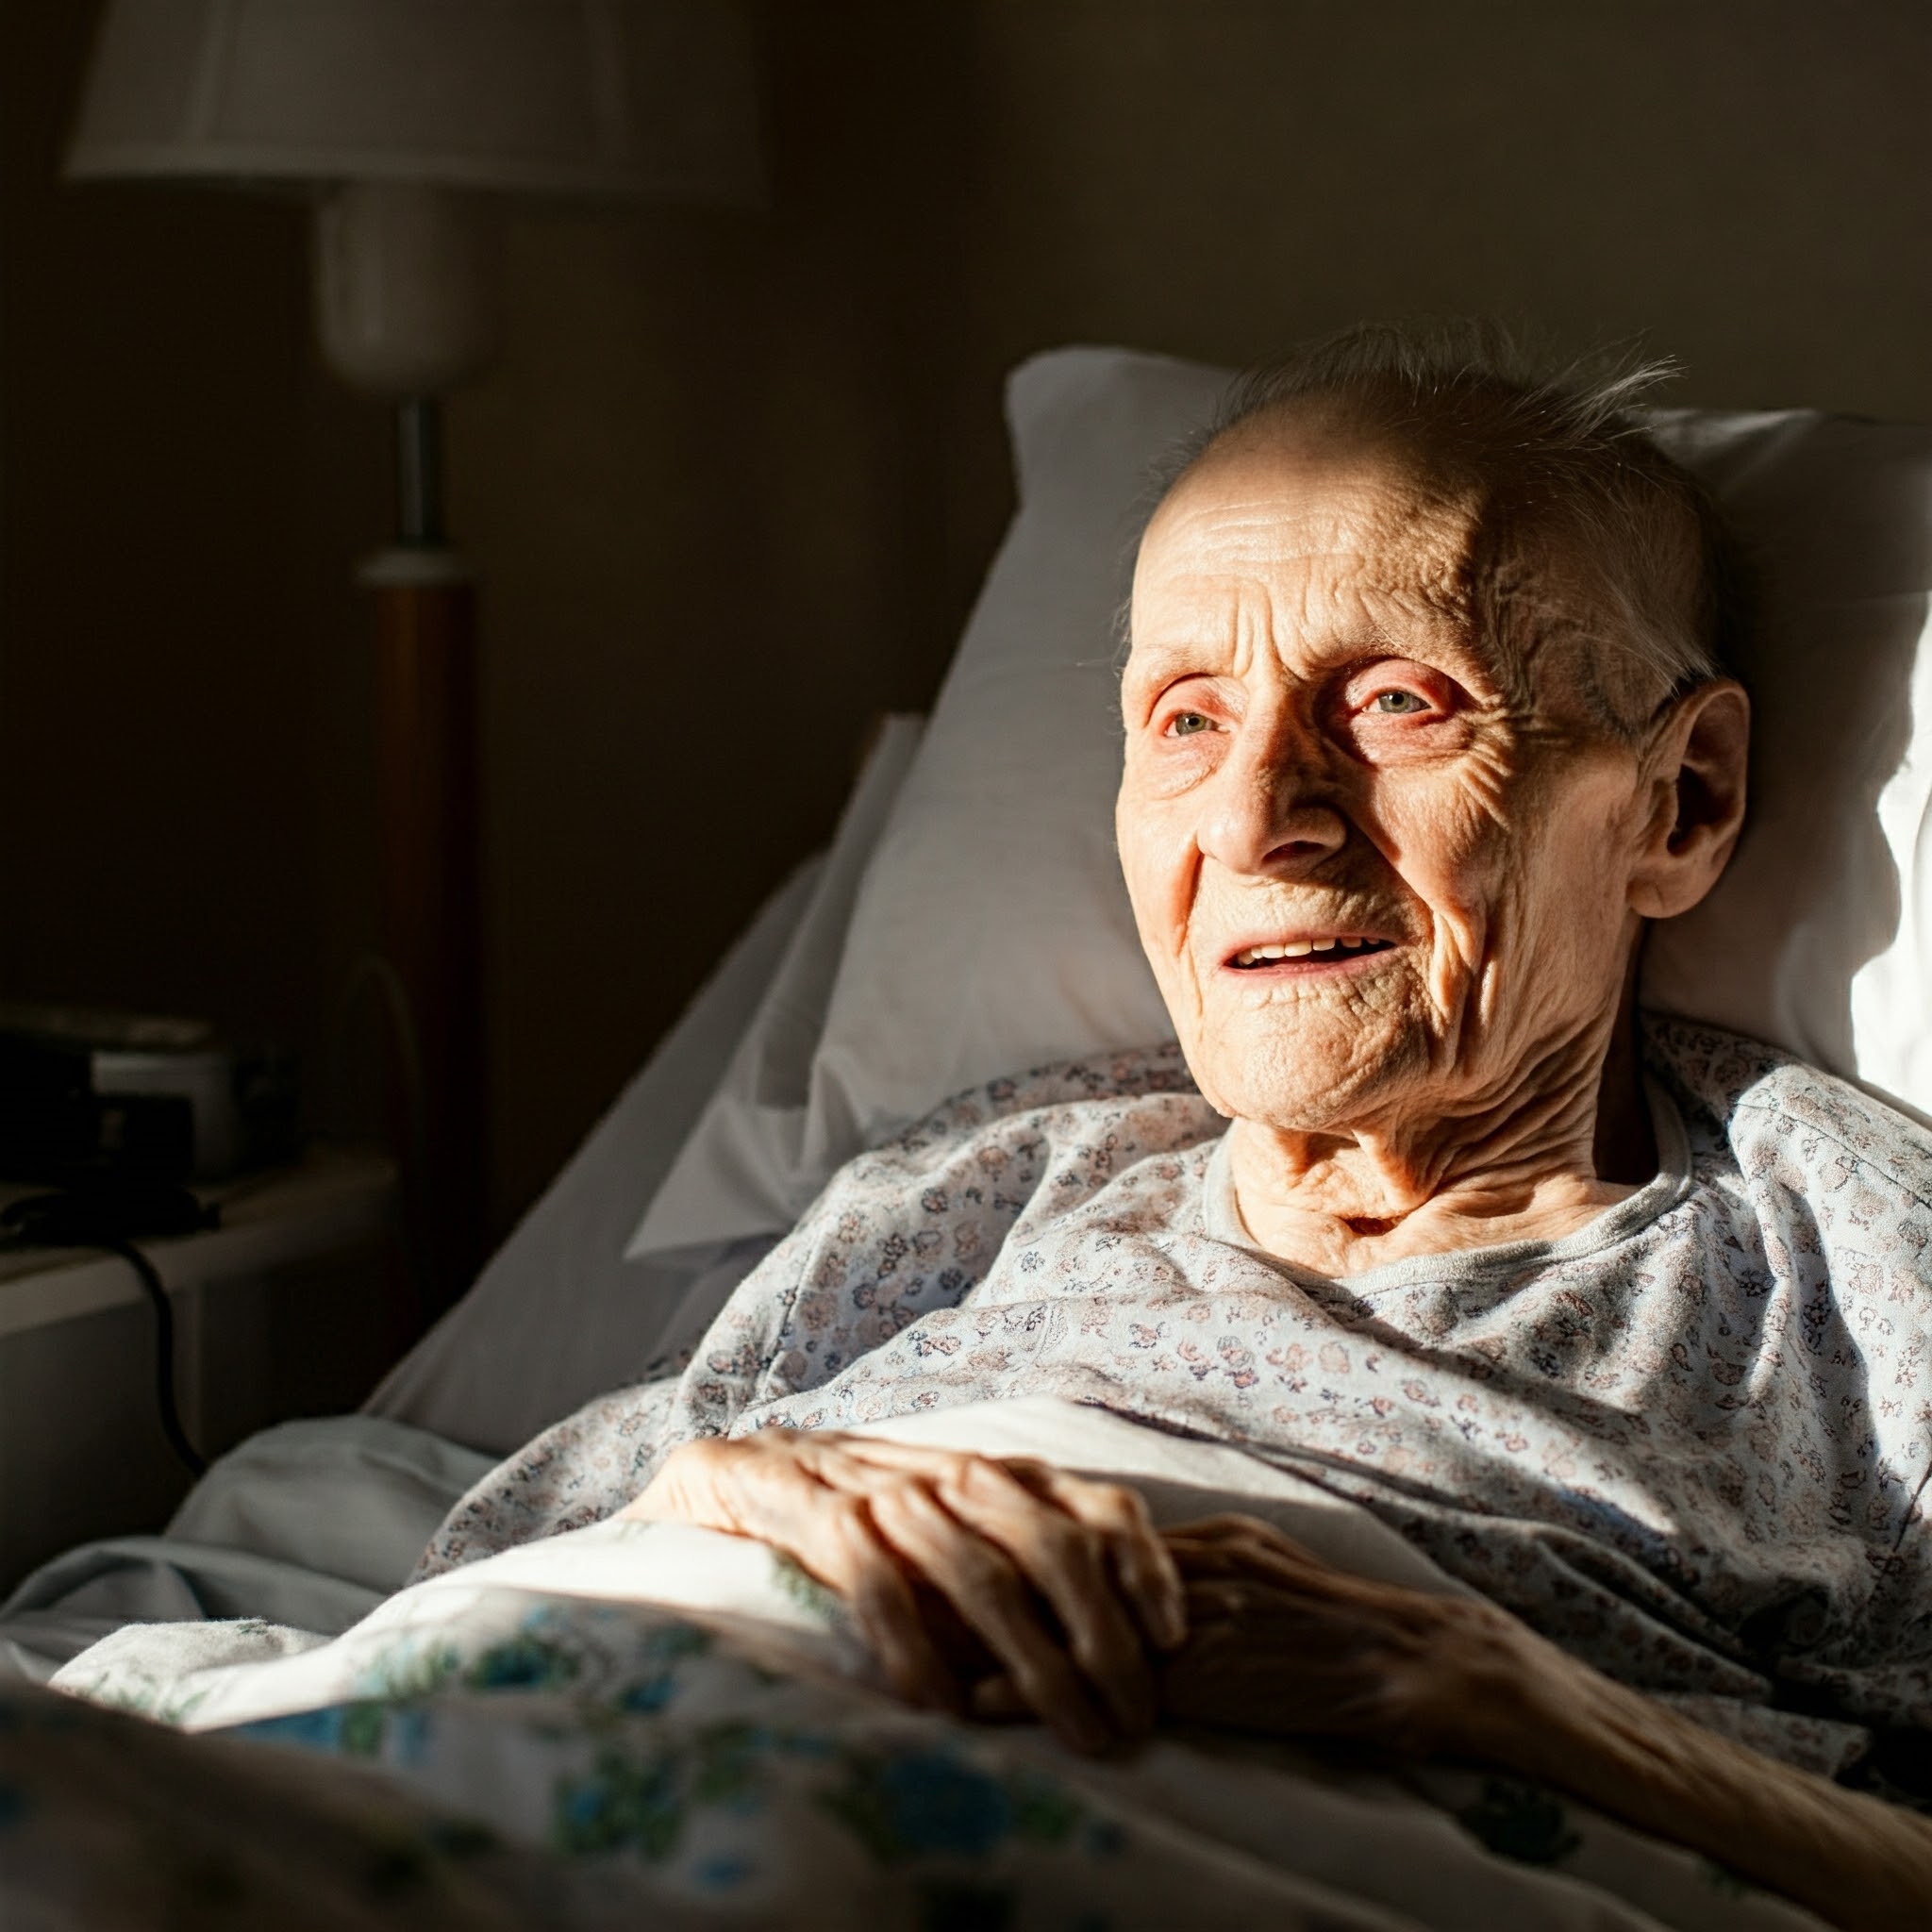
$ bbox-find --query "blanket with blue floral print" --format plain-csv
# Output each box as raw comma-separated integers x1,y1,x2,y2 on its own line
24,1398,1829,1931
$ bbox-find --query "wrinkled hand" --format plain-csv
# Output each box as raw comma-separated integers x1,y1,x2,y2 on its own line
1153,1515,1524,1758
623,1431,1186,1753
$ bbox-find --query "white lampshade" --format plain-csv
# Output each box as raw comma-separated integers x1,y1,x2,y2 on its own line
66,0,763,207
66,0,763,396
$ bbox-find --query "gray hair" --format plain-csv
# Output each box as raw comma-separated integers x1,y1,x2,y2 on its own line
1132,319,1750,734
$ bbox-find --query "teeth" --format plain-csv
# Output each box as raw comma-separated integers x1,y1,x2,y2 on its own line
1235,938,1379,966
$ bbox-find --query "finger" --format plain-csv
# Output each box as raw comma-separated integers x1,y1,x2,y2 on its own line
1024,1466,1188,1654
655,1442,963,1713
838,1443,1185,1662
868,1479,1114,1755
1164,1515,1333,1588
1162,1530,1270,1584
1165,1511,1309,1552
817,1444,1156,1734
816,1495,962,1714
931,1458,1158,1739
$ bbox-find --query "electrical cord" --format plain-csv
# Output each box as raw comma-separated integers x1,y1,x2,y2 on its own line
0,1182,218,1478
96,1235,208,1478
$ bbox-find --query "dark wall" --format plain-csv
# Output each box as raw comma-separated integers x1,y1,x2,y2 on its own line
0,0,385,1173
5,1,1928,1241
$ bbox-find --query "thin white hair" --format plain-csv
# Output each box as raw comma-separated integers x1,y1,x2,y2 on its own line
1124,319,1750,733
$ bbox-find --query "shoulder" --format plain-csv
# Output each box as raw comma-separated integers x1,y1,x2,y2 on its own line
858,1039,1214,1177
758,1039,1218,1290
704,1043,1220,1404
1642,1011,1932,1223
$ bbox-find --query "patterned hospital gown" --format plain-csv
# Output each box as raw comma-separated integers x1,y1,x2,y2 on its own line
423,1016,1932,1777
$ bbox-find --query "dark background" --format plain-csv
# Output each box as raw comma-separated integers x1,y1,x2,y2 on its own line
4,1,1928,1241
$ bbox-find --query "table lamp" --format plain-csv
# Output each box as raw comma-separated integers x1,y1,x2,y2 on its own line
65,0,763,1316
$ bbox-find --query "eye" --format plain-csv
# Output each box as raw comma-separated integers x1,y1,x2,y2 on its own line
1166,711,1214,738
1335,658,1470,762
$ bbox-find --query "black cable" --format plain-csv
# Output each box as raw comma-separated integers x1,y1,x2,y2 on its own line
96,1236,207,1478
1,1184,216,1479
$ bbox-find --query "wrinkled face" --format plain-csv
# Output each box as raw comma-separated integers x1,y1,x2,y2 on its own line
1117,419,1657,1135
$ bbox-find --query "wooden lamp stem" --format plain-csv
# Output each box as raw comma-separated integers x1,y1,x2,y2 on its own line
364,397,487,1321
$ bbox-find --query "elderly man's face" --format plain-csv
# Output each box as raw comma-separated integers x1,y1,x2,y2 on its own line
1117,421,1658,1136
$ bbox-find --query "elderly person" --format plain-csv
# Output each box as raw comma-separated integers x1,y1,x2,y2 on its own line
423,327,1932,1926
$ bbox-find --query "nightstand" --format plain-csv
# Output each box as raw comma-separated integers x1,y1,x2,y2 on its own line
0,1146,401,1591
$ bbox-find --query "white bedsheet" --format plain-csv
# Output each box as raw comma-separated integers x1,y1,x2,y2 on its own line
0,1414,492,1682
52,1400,1823,1931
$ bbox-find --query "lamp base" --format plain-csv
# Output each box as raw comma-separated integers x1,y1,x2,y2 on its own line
366,551,487,1320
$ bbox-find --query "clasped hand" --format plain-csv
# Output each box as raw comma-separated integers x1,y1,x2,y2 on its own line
626,1429,1183,1753
625,1431,1502,1757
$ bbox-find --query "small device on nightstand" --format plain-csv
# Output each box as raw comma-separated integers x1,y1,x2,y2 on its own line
0,1003,297,1187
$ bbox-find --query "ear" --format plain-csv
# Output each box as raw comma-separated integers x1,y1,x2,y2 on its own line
1627,680,1750,921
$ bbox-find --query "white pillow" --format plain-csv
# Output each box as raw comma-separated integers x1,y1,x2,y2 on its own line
1638,408,1932,1117
806,351,1217,1153
803,345,1932,1163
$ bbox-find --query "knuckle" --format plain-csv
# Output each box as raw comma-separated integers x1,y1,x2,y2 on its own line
1024,1509,1083,1557
963,1526,1020,1577
947,1452,1011,1503
825,1493,873,1541
1047,1522,1107,1582
955,1538,1023,1600
1083,1479,1155,1536
871,1470,940,1519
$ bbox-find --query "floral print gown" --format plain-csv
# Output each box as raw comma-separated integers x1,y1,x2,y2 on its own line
422,1017,1932,1781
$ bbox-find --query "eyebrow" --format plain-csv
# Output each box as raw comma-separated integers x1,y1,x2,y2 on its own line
1119,639,1215,690
1122,609,1510,710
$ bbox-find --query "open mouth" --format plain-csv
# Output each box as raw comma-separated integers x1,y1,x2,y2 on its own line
1225,937,1396,970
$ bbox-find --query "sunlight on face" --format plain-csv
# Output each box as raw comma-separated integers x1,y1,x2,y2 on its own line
1115,418,1654,1137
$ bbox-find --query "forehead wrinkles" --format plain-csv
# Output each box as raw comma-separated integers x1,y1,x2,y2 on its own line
1133,451,1482,664
1457,500,1614,727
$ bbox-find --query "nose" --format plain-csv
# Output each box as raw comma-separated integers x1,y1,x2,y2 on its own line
1195,712,1348,880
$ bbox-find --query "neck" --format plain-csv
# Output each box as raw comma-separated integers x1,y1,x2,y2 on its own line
1227,978,1654,1277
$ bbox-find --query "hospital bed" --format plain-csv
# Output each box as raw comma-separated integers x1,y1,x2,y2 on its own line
3,346,1927,1926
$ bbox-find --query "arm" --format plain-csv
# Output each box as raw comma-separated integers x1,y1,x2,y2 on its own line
1158,1517,1932,1932
1469,1632,1932,1931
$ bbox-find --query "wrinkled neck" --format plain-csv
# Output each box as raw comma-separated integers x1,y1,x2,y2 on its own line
1226,965,1653,1276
